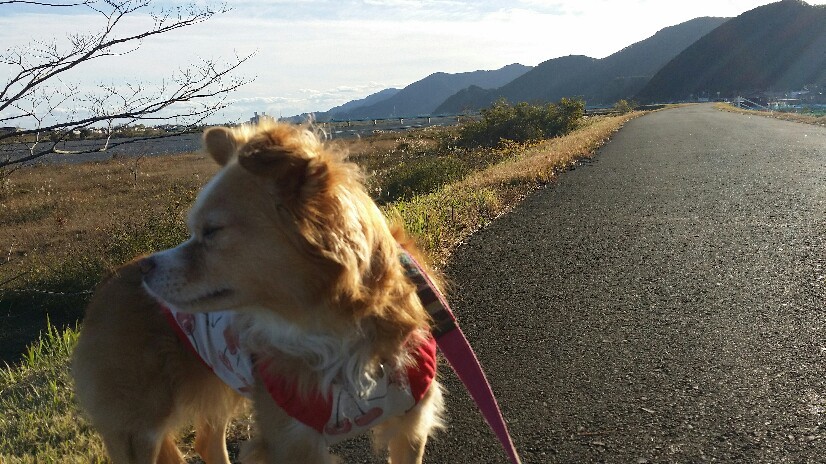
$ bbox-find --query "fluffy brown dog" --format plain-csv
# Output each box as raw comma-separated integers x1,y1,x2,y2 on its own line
72,122,445,463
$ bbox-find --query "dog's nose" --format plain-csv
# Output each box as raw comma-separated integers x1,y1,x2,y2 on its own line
139,256,156,276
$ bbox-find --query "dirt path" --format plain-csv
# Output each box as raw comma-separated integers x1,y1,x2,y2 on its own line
338,104,826,463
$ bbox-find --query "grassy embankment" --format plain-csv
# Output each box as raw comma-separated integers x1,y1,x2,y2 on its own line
0,111,642,462
715,102,826,126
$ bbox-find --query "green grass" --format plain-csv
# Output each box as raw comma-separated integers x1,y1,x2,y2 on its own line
380,156,469,203
0,111,643,461
387,185,502,258
0,319,107,463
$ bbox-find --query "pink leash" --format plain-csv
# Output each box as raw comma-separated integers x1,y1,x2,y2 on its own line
401,250,522,464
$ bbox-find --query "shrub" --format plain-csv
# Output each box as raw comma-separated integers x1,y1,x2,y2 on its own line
613,99,638,114
457,98,585,148
380,157,468,203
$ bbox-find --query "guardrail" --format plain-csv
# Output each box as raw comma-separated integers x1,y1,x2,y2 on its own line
317,115,469,138
734,97,770,112
315,104,654,138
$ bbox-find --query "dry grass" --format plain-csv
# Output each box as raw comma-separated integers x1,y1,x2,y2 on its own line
1,154,217,274
467,113,637,187
389,113,643,263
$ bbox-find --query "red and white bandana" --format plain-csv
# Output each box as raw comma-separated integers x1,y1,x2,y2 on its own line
161,305,436,444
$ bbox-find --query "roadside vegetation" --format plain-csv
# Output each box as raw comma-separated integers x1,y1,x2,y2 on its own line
715,102,826,126
0,101,643,462
455,98,585,148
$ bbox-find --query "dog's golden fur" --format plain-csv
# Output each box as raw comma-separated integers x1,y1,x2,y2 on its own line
72,260,246,463
72,122,445,463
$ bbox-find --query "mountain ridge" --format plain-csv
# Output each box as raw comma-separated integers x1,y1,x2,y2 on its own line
294,1,824,120
435,16,728,113
637,0,826,102
335,63,532,120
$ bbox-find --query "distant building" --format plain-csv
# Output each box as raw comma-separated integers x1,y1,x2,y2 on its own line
764,85,826,107
250,112,275,125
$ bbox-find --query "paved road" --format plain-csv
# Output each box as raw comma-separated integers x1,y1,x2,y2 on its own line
336,105,826,463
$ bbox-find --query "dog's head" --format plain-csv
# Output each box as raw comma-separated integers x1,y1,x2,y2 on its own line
142,123,424,338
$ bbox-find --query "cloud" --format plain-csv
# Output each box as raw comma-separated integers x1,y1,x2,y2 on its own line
230,96,294,105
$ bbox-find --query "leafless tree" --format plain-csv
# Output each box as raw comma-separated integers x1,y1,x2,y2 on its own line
0,0,254,168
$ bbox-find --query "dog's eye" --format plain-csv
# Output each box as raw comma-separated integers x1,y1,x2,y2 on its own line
202,225,223,240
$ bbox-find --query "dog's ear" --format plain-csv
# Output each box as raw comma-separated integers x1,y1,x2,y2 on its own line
238,142,330,203
203,127,237,166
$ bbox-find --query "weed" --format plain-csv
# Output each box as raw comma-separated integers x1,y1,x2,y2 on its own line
0,320,107,463
105,201,192,266
0,167,17,200
0,202,58,226
380,157,468,203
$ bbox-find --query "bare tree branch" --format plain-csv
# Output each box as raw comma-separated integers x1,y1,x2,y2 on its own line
0,1,91,6
0,0,252,168
1,1,225,111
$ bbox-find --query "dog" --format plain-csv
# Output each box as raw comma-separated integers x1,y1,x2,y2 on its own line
72,122,446,463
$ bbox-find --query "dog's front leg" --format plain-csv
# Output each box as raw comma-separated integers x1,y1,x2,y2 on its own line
194,417,232,464
241,386,337,464
239,421,335,464
373,381,446,464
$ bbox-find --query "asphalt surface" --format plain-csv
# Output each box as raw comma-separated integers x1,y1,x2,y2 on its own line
337,104,826,463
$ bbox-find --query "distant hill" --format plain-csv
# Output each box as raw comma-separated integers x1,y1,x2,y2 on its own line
283,88,401,123
637,0,826,102
335,63,532,120
435,17,728,113
316,88,401,122
327,88,401,119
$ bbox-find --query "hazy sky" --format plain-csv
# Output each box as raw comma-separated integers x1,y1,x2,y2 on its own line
1,0,825,125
